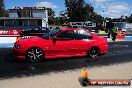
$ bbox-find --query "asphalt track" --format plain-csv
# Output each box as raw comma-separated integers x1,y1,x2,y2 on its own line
0,41,132,79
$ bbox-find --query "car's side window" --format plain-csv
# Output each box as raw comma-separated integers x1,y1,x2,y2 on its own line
57,30,92,40
74,30,92,40
58,30,75,40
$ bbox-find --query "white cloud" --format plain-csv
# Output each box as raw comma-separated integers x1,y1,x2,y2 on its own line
35,2,58,9
92,1,131,18
101,3,131,18
88,0,132,18
95,0,112,3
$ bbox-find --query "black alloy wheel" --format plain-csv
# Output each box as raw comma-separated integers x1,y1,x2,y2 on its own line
88,47,100,58
26,47,44,63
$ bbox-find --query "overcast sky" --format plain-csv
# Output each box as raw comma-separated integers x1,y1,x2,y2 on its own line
5,0,132,18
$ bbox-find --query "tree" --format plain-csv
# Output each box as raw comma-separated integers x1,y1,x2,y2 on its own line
0,0,7,17
65,0,103,22
58,10,68,24
126,14,132,23
46,8,56,25
83,4,93,20
65,0,85,21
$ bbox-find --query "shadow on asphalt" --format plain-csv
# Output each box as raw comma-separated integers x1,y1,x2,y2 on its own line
0,41,132,79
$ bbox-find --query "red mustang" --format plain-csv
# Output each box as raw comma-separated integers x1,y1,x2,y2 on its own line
13,28,108,63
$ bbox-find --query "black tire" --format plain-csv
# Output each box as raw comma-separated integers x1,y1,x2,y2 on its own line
88,47,100,58
26,47,44,63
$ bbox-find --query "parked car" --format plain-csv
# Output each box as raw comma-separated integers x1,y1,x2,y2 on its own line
13,28,108,63
20,27,50,36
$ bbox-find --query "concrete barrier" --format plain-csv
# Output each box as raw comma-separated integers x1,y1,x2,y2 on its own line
0,37,17,47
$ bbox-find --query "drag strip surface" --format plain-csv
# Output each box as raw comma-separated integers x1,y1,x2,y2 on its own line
0,41,132,79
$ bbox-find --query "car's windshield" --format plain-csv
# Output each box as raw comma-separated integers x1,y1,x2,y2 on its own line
42,29,61,39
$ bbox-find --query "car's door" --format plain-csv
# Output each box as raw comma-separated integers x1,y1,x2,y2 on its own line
47,31,75,57
68,30,93,55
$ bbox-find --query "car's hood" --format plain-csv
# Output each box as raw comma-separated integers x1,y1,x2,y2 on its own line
15,37,45,45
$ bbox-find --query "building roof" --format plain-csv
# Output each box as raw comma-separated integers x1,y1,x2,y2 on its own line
8,7,46,11
9,9,46,11
0,17,43,20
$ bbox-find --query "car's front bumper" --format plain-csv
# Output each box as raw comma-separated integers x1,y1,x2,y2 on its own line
13,47,26,60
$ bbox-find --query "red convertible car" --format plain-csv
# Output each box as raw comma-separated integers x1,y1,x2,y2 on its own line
13,28,108,63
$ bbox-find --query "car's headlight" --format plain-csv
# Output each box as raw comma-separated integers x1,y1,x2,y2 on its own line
14,45,21,49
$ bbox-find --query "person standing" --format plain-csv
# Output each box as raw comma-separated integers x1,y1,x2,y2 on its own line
112,26,118,41
108,28,112,38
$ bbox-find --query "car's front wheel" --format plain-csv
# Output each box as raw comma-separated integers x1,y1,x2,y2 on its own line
26,47,44,63
88,47,100,58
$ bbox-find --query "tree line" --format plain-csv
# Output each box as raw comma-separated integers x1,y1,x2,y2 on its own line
0,0,132,25
48,0,103,25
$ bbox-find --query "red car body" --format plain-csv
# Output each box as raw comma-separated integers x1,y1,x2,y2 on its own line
13,28,108,62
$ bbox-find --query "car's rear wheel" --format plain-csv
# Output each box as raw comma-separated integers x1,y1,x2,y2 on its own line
88,47,100,58
26,47,44,63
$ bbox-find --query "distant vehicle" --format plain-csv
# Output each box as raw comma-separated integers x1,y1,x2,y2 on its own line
115,22,127,32
14,28,108,63
20,27,50,36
